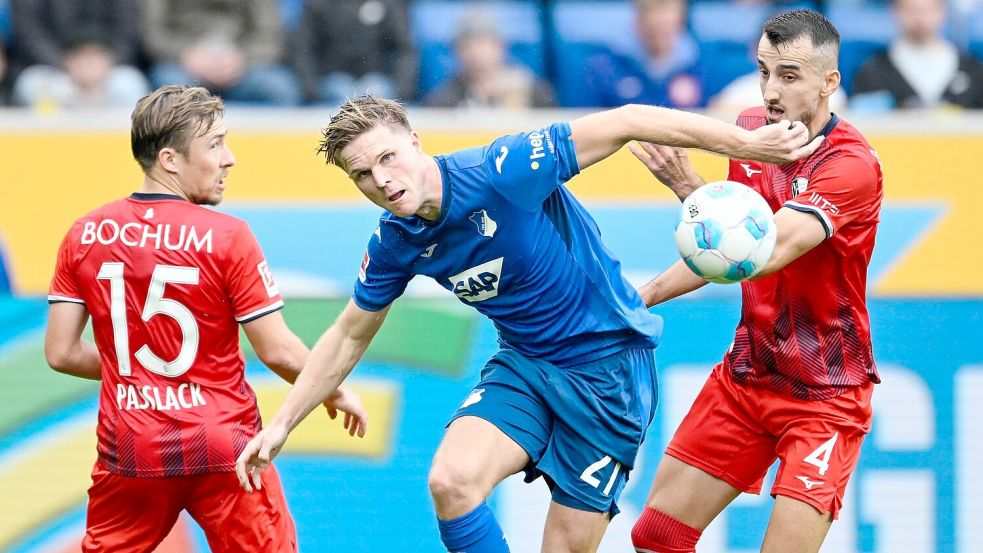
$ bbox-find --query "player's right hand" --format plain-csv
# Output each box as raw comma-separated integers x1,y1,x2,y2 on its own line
322,385,368,438
627,141,703,200
745,120,824,164
235,424,289,493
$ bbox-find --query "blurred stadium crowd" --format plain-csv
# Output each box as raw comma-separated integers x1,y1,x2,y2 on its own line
0,0,980,114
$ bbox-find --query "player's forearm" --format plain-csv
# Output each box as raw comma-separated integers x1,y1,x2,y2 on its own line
638,260,709,307
623,105,751,158
45,340,102,380
261,334,309,385
267,326,366,432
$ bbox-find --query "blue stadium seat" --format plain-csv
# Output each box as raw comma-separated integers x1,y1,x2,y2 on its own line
280,0,305,32
0,0,10,44
411,0,546,98
549,0,638,107
689,2,771,99
969,7,983,61
825,3,897,93
690,1,769,45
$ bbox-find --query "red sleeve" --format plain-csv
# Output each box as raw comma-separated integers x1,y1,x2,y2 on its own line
48,224,84,304
783,152,881,238
224,223,284,323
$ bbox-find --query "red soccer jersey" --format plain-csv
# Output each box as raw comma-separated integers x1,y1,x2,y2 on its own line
723,107,883,400
49,193,283,477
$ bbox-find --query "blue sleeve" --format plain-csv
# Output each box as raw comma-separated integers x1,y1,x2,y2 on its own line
486,122,581,211
352,229,411,311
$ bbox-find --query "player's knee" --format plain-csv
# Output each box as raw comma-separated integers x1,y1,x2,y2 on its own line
631,507,702,553
427,460,484,508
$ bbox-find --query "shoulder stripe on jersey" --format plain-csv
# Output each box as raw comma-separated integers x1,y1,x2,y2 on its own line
236,300,285,323
785,201,834,239
47,295,85,305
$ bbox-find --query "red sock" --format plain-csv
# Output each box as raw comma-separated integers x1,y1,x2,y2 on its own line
631,506,702,553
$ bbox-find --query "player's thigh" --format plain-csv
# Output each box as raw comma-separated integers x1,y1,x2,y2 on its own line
761,495,832,553
541,500,610,553
187,467,297,553
436,350,552,492
770,382,873,517
82,462,185,553
660,366,777,506
646,454,743,531
431,414,531,494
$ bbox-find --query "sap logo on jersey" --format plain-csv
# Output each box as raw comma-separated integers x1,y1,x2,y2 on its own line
450,257,504,302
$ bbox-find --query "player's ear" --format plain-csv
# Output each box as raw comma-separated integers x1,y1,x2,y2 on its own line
821,69,840,99
410,130,423,152
158,147,179,173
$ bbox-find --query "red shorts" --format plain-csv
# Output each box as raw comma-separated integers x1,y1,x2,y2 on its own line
666,363,874,518
82,461,297,552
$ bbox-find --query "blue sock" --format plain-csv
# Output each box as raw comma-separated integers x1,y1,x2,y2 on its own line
437,501,510,553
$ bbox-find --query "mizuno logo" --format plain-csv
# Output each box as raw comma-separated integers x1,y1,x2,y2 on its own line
795,475,825,490
421,243,437,258
495,146,509,174
740,163,762,177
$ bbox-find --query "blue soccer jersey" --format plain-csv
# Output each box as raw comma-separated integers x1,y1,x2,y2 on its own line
353,122,662,366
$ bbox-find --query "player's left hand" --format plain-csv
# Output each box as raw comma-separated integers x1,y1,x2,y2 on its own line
322,385,368,438
235,424,289,493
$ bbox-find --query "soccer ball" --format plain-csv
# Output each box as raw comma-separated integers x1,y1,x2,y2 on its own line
674,181,777,284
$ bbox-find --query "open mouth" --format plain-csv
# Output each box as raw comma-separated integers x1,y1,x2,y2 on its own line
388,191,405,203
766,106,785,120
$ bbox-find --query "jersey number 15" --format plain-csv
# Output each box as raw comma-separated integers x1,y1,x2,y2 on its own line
97,262,200,378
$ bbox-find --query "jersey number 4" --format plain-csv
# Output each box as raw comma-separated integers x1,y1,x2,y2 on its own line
98,262,200,378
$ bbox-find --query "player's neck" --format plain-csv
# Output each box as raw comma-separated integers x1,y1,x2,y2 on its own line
807,108,833,140
140,172,190,201
416,157,443,221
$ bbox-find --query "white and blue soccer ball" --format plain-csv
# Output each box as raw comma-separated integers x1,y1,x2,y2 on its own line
674,180,777,284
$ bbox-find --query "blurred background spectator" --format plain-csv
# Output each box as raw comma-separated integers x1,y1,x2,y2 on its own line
291,0,416,106
425,13,555,109
851,0,983,111
580,0,707,108
143,0,301,106
0,0,980,111
9,0,148,109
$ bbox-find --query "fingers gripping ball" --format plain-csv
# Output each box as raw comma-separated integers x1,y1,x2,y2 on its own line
674,181,777,284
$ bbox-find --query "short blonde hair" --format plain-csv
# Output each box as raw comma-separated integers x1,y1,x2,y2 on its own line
130,85,224,171
317,95,411,170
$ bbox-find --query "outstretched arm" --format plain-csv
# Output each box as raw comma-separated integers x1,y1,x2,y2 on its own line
568,104,823,170
45,302,101,380
236,300,390,491
637,260,709,308
242,311,368,437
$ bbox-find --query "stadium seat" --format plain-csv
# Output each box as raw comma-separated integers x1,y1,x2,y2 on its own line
969,6,983,61
825,3,898,93
0,0,10,43
549,0,638,107
410,0,546,99
280,0,305,32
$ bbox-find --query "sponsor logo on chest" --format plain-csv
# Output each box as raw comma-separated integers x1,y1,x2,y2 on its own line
449,257,504,302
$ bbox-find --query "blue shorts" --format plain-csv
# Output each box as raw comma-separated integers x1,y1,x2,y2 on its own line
449,347,657,516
